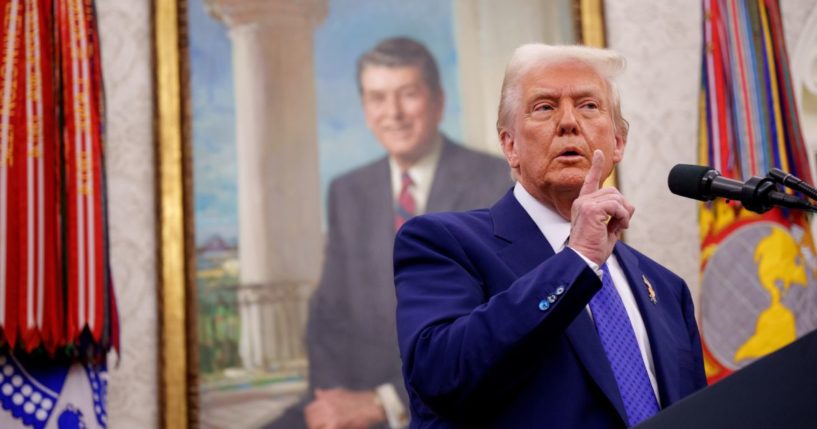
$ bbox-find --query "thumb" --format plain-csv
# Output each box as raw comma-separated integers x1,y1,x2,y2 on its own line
579,150,605,196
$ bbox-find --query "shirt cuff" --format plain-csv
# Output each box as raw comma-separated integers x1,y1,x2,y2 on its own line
375,384,409,429
566,246,603,278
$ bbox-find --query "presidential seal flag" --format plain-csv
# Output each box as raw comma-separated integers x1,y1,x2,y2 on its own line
698,0,817,384
0,0,117,427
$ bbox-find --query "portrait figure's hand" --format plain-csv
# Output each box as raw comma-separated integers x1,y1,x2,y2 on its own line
304,388,386,429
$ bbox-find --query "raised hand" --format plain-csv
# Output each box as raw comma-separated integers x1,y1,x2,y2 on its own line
567,150,635,265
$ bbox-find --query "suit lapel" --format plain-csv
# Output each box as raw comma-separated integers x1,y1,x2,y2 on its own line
427,139,469,213
614,243,681,407
490,190,555,274
370,158,397,256
490,192,628,423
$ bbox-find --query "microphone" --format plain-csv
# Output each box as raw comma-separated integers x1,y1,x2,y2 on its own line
667,164,817,214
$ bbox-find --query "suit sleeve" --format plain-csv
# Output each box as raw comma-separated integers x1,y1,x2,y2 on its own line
266,236,347,429
394,215,602,417
305,180,351,390
304,180,408,429
267,185,350,429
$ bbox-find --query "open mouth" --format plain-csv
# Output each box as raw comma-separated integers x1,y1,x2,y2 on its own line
554,148,587,164
556,148,585,159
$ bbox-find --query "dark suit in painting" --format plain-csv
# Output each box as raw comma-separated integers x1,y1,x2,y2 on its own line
268,140,510,429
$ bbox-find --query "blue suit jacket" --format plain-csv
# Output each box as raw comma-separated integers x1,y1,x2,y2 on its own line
393,190,706,428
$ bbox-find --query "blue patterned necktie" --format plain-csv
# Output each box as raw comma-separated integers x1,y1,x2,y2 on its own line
589,263,660,427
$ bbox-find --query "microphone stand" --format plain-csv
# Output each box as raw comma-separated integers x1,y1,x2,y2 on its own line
740,176,779,213
737,176,817,214
768,168,817,202
730,172,817,214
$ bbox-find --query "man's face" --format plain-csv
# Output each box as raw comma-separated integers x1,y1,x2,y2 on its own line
360,65,444,165
500,60,625,203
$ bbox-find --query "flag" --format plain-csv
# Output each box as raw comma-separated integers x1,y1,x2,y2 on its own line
0,0,118,354
0,0,117,427
699,0,817,383
0,347,109,429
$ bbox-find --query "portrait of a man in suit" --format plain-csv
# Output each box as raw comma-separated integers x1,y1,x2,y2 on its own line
393,44,707,428
268,37,510,429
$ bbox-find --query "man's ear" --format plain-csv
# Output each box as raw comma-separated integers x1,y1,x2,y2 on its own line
611,133,626,164
500,129,519,169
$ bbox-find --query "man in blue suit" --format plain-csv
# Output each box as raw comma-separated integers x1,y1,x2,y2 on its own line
393,44,707,428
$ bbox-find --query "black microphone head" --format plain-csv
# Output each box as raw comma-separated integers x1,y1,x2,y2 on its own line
668,164,713,201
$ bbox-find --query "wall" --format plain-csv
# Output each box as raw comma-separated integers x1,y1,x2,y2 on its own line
97,0,159,427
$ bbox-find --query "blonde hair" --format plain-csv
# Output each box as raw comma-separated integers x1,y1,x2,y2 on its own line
497,44,629,139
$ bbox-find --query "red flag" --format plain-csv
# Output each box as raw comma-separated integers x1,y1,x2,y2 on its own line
16,0,62,353
57,0,108,346
1,0,26,348
0,0,117,354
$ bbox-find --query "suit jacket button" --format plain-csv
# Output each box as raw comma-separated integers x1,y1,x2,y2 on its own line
547,294,557,303
555,286,565,295
538,299,550,311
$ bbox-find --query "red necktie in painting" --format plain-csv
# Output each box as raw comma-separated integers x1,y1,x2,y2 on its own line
0,0,118,355
394,171,416,231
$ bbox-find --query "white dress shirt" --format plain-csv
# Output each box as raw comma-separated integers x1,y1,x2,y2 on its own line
513,182,660,402
389,135,444,216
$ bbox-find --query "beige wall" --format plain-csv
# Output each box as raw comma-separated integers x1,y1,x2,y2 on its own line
98,0,159,427
97,0,817,427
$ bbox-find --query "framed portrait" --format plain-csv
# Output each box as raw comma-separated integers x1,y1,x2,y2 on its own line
155,0,608,427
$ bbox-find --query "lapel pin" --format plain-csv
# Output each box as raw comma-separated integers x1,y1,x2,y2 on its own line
642,274,657,304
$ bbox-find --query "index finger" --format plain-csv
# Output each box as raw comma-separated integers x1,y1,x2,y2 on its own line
579,150,605,196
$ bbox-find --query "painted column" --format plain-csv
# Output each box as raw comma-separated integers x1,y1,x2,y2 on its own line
206,0,327,369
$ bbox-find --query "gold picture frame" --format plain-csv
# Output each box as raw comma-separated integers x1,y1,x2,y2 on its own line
155,0,196,427
154,1,607,427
